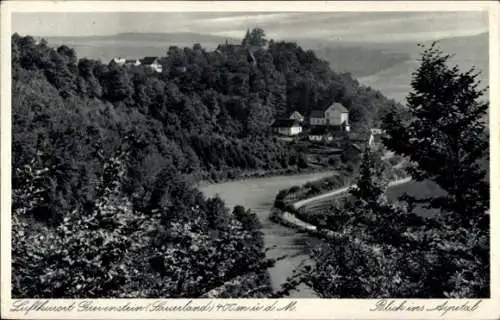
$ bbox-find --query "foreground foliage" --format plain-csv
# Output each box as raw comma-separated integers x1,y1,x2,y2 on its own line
12,146,273,298
382,42,489,227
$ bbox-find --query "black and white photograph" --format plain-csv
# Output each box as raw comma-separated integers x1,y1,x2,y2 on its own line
2,1,498,316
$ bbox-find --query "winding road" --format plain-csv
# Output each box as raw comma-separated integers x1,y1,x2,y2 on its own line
200,172,412,298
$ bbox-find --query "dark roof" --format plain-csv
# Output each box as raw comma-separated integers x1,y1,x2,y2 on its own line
310,110,325,118
272,119,301,128
125,59,139,63
141,57,159,65
309,125,345,136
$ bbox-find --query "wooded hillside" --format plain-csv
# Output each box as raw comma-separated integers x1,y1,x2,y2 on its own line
11,30,399,298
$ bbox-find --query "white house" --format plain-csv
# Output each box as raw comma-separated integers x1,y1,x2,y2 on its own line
141,57,163,73
110,57,126,65
272,119,303,136
309,102,350,131
125,59,142,67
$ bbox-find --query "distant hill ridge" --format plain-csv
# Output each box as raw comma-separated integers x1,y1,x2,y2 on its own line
41,32,241,43
38,30,487,42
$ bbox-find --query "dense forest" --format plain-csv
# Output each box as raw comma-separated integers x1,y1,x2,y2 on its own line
12,29,397,220
11,29,399,297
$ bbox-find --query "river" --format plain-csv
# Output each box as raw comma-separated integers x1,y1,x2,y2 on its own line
200,171,335,298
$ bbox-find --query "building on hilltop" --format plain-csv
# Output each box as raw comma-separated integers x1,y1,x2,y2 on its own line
288,111,304,123
215,43,258,66
141,57,163,73
110,57,143,67
309,102,350,131
125,59,141,67
110,57,126,65
216,43,243,52
271,119,303,136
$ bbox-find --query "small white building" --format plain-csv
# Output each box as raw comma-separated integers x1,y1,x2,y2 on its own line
141,57,163,73
125,59,142,67
272,119,303,136
110,57,126,65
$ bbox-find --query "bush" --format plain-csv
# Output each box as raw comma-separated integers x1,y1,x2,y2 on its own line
12,149,273,298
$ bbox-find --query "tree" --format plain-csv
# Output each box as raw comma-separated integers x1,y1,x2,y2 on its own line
12,139,55,222
233,205,262,231
245,95,273,136
350,149,387,205
382,42,489,228
342,149,411,245
102,66,134,103
242,28,268,48
242,29,251,46
12,147,143,298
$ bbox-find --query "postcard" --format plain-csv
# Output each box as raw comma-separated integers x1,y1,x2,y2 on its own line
1,1,499,319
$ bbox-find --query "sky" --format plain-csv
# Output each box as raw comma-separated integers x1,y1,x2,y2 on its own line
12,11,488,43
